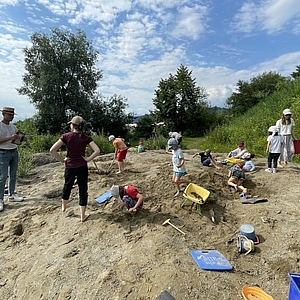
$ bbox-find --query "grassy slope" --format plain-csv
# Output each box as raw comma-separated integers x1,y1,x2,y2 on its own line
185,79,300,162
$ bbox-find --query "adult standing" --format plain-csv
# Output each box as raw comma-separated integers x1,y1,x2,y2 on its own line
0,107,24,212
169,131,182,145
275,108,297,166
108,135,128,174
50,116,100,222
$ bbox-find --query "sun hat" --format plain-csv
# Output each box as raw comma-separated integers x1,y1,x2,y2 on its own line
283,108,292,115
69,116,84,125
268,126,278,133
238,141,244,147
108,135,115,142
111,185,121,201
243,152,251,159
168,138,178,149
1,107,17,115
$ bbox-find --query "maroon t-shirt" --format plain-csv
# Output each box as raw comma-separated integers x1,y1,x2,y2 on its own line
60,132,93,168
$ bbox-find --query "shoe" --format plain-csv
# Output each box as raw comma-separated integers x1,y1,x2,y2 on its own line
272,168,277,173
116,171,122,174
265,168,272,173
0,200,4,212
4,188,8,195
8,194,24,202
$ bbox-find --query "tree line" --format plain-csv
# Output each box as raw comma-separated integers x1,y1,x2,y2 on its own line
17,27,300,140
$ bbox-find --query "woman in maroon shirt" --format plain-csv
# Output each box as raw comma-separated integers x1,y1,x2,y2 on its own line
50,116,100,222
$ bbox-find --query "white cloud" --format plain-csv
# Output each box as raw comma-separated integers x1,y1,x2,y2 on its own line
172,5,208,40
0,0,19,7
232,0,300,34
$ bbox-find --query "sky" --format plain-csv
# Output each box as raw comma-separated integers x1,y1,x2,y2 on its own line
1,0,300,120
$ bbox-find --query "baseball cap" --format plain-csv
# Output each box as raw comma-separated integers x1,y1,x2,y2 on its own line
108,135,115,142
283,108,292,115
168,138,178,149
69,116,84,125
111,185,121,201
238,141,244,147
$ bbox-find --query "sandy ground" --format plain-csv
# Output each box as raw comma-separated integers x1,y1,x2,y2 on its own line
0,148,300,300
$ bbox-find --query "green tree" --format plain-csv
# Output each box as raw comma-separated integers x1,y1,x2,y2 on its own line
17,28,102,134
90,94,133,138
152,64,209,136
135,114,155,140
291,65,300,79
226,71,287,116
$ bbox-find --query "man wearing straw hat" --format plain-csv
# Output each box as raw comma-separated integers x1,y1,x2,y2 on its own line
0,107,24,212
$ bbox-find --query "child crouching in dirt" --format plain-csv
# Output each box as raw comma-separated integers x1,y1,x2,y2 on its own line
166,138,191,197
227,163,247,193
111,184,144,214
192,149,220,169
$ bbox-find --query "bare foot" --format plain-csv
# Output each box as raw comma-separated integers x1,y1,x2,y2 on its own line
62,200,68,212
81,214,90,222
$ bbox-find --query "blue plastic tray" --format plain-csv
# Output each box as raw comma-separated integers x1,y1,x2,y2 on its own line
190,250,233,271
95,191,112,204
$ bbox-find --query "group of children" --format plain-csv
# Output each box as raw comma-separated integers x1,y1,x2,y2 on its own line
111,107,296,212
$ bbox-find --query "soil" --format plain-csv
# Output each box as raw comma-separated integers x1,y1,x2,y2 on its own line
0,148,299,300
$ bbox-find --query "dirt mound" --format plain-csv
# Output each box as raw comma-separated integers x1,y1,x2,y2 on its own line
0,150,299,299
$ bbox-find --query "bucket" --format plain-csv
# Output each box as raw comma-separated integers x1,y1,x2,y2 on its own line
294,140,300,155
288,273,300,300
240,224,256,242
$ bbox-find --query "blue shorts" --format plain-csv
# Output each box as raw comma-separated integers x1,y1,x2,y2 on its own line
173,171,187,178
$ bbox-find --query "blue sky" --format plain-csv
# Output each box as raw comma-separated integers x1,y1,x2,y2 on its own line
1,0,300,120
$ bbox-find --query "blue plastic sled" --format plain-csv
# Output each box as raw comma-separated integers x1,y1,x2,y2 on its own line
95,191,112,204
190,250,233,271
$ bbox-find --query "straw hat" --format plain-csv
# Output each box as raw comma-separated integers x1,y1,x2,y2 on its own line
1,107,17,115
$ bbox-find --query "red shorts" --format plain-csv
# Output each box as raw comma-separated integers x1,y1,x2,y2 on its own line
117,149,128,161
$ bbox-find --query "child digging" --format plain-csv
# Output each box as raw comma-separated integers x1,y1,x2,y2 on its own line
166,138,190,197
227,163,247,193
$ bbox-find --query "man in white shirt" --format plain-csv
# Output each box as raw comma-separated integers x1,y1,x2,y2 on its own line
0,107,24,212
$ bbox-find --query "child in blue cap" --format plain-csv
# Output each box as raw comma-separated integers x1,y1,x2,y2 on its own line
166,138,190,197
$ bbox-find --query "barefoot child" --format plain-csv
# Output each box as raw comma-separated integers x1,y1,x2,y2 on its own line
227,163,247,193
166,138,190,197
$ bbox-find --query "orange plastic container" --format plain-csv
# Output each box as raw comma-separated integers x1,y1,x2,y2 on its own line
242,286,274,300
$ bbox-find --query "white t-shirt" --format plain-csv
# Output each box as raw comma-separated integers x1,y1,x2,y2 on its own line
267,135,283,153
276,118,295,135
0,121,18,150
231,147,248,158
172,148,186,173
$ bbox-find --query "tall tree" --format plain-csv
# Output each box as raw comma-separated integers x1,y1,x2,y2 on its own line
17,28,102,134
226,71,287,116
152,64,209,136
90,94,133,137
